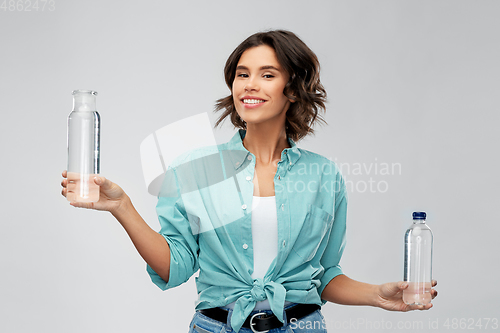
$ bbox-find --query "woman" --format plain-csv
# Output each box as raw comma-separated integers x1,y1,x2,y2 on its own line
61,30,437,333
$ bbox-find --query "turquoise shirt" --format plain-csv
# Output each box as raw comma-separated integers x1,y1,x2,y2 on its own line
147,129,347,333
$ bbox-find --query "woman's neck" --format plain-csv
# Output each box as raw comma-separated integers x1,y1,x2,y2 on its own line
242,124,290,166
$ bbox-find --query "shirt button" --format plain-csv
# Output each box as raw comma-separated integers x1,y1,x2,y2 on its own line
243,243,249,249
246,176,252,181
247,156,252,161
242,204,247,210
281,204,284,210
282,240,286,247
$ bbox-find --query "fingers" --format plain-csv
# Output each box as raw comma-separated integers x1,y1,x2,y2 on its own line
70,201,94,209
94,176,104,186
61,171,68,191
408,304,424,311
431,280,438,299
63,173,112,191
94,175,112,190
61,171,68,198
399,281,409,290
408,303,433,311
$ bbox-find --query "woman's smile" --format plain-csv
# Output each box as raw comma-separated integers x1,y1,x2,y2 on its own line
241,96,267,108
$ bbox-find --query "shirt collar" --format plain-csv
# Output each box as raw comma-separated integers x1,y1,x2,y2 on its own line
228,129,301,170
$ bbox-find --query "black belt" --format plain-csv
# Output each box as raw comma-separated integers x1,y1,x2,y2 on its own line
199,303,320,332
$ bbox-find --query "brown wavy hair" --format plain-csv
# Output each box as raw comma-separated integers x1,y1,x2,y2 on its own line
213,29,327,142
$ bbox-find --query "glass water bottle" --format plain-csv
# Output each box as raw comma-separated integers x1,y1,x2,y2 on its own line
403,211,433,305
67,90,100,202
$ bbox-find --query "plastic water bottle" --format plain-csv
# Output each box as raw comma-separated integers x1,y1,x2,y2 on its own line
403,211,433,305
67,90,101,202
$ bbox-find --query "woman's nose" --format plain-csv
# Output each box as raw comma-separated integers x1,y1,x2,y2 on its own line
244,77,259,91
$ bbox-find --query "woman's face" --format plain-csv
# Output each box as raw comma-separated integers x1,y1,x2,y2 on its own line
232,45,293,128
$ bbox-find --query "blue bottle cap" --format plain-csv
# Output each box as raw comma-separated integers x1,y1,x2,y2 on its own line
412,212,426,220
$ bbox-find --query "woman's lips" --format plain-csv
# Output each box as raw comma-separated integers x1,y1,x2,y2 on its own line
241,98,266,109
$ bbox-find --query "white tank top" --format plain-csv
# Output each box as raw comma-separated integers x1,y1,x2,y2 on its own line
224,196,292,310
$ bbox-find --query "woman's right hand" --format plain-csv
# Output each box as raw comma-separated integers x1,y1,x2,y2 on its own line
61,170,128,214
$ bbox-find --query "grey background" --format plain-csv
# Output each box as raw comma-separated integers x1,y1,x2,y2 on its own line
1,0,499,332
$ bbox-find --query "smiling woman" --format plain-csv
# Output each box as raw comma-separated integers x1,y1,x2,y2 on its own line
232,45,292,129
214,30,327,143
61,29,437,333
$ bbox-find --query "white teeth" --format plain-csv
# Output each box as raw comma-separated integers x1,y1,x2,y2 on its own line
243,99,265,104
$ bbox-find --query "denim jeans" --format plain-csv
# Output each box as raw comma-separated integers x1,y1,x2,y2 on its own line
188,303,327,333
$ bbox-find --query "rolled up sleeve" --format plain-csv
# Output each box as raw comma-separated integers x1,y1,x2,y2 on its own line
146,166,200,290
318,184,347,302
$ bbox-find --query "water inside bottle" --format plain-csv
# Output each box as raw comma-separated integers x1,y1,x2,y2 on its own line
66,172,99,203
403,281,432,305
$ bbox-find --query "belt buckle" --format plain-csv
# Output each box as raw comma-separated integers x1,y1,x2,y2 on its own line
250,312,269,333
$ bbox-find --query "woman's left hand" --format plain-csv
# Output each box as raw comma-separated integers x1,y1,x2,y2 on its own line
376,280,438,311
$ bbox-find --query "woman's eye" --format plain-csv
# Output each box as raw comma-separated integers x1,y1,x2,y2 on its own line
263,74,275,78
237,73,248,78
